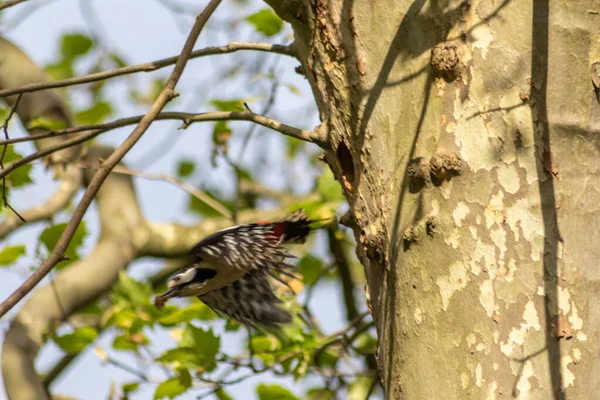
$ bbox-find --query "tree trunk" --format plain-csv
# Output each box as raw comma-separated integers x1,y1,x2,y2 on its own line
269,0,600,398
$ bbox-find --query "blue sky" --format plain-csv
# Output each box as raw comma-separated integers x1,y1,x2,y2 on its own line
0,1,366,399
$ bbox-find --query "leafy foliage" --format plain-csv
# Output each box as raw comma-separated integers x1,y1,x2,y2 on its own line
0,245,26,266
39,222,88,266
54,326,99,354
246,9,284,37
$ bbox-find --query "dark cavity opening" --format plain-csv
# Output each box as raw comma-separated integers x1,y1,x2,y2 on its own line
336,141,355,192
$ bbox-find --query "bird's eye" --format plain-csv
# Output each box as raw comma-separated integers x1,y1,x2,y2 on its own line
173,276,180,282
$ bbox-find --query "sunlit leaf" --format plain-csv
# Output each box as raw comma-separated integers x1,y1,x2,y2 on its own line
256,383,299,400
176,160,195,178
0,245,26,266
75,101,113,125
61,33,93,60
39,221,87,266
246,9,283,37
210,99,246,112
348,376,374,400
179,324,220,369
317,168,344,202
45,60,75,80
113,271,151,307
215,388,233,400
27,117,68,131
113,334,140,352
297,254,325,285
250,336,279,353
354,332,378,354
54,326,98,354
158,302,217,325
154,373,190,400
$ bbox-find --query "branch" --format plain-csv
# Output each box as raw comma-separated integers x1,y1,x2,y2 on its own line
1,146,145,399
0,0,28,11
1,93,25,221
0,42,294,98
0,0,223,318
0,111,323,147
80,162,232,220
0,111,323,183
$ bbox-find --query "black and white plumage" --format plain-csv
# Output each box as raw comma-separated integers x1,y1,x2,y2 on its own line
154,209,319,328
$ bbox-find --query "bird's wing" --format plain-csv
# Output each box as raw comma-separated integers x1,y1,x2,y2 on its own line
190,210,314,278
199,269,292,329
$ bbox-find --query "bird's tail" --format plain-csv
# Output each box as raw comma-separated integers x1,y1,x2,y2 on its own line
272,208,330,244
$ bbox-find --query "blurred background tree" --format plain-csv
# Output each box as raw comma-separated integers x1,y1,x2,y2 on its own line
0,0,379,399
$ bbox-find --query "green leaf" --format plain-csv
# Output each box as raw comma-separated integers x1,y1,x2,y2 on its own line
250,336,278,353
1,146,33,188
215,388,233,400
0,245,26,266
246,9,283,37
179,324,220,369
297,254,325,285
112,334,139,352
210,99,246,112
317,168,344,202
256,384,299,400
306,388,336,400
348,376,374,400
158,302,216,325
39,222,87,265
114,271,151,307
122,382,140,395
45,60,75,81
54,326,98,354
27,117,68,131
176,160,195,178
354,332,378,354
75,101,113,125
61,33,93,60
188,190,231,218
154,373,191,400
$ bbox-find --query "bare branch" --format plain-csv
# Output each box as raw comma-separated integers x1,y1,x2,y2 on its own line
0,42,295,98
0,110,322,183
0,0,29,11
79,162,232,220
0,110,322,147
0,166,82,240
1,93,25,221
0,0,223,318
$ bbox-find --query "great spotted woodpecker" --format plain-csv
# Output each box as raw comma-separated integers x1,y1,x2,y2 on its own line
154,209,319,328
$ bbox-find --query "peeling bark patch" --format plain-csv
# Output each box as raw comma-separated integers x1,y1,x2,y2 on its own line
561,355,575,389
453,202,470,227
479,279,495,317
436,261,468,310
515,360,534,399
336,141,355,192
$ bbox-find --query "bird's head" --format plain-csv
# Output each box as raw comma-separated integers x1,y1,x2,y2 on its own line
154,265,216,309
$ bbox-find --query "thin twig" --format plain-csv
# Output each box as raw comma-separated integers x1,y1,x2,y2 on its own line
0,0,224,318
0,111,323,184
78,162,232,219
0,0,28,11
0,111,321,146
0,93,25,222
0,42,294,98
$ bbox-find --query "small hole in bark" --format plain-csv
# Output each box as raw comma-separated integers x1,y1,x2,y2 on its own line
336,141,355,192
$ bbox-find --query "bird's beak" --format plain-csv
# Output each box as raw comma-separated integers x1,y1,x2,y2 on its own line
154,287,179,309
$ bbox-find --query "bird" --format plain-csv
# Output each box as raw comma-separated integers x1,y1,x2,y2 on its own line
154,209,321,328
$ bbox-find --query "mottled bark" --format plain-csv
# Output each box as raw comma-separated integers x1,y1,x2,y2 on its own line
269,0,600,398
